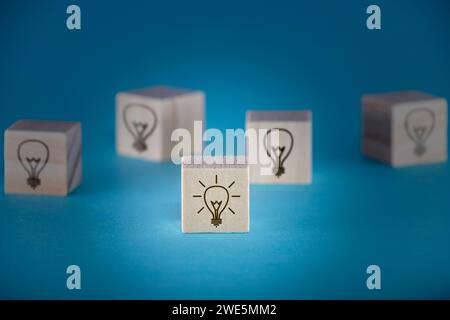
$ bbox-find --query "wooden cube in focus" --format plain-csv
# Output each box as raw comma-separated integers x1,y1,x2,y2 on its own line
182,156,249,233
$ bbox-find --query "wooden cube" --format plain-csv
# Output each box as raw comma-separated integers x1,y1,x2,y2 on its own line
362,91,448,167
4,120,82,195
246,110,312,184
182,156,249,233
116,85,204,161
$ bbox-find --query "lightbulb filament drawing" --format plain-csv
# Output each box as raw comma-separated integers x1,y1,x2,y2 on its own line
17,139,50,189
193,175,240,227
123,104,158,153
404,108,435,157
263,128,294,177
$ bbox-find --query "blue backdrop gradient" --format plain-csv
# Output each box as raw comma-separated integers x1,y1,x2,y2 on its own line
1,0,450,299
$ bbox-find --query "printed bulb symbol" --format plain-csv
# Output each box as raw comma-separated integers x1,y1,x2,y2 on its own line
123,104,158,153
194,175,239,227
17,140,50,189
204,185,229,227
263,128,294,177
404,108,435,157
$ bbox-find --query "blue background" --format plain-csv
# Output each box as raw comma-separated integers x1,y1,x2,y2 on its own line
1,0,450,299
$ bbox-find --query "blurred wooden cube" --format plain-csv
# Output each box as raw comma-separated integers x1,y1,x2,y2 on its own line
4,120,82,195
116,86,204,162
246,110,312,184
362,91,447,167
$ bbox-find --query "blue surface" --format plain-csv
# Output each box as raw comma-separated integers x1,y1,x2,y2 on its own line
1,0,450,299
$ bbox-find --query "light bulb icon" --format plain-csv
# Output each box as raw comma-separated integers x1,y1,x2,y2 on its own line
193,175,240,227
17,139,50,189
263,128,294,177
404,108,435,157
123,104,158,153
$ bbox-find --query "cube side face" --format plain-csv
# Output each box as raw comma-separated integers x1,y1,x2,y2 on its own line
362,99,392,164
4,130,69,195
246,120,312,184
172,92,205,157
66,124,83,192
116,93,167,161
182,166,249,233
391,99,448,167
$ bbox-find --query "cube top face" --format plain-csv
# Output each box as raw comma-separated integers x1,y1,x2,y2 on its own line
8,120,80,134
127,85,201,100
116,86,204,161
4,120,82,196
246,110,312,184
246,110,311,122
182,155,248,168
182,156,249,233
392,98,447,166
362,91,440,109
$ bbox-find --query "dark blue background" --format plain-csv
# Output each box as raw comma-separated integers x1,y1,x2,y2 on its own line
1,0,450,299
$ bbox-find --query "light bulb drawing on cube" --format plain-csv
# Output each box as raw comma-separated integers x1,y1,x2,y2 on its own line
17,139,50,189
193,175,240,227
123,104,158,153
404,108,435,157
263,128,294,177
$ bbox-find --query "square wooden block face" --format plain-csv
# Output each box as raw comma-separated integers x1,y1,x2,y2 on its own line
116,93,166,161
4,120,82,196
246,111,312,184
362,91,448,167
182,158,249,233
392,99,447,167
116,86,204,162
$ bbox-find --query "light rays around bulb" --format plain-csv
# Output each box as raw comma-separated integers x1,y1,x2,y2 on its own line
192,175,240,227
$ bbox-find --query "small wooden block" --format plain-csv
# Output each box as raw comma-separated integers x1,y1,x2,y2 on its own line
4,120,82,196
246,110,312,184
362,91,448,167
116,85,204,161
182,156,249,233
